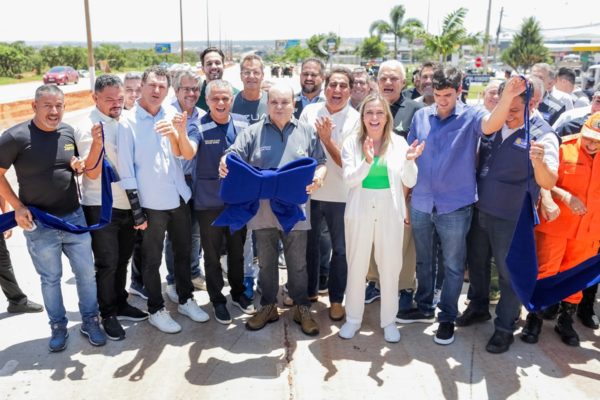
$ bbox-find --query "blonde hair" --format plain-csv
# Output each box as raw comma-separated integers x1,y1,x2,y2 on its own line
357,93,394,159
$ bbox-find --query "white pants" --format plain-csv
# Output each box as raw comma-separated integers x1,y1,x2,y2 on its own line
345,188,404,327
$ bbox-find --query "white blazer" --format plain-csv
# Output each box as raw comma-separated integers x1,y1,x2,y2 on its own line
341,133,418,223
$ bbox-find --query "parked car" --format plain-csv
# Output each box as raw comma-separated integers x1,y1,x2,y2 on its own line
77,69,90,78
43,66,79,85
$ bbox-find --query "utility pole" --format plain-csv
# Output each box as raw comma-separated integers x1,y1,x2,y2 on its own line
83,0,95,91
179,0,184,62
206,0,210,48
493,7,504,63
483,0,492,71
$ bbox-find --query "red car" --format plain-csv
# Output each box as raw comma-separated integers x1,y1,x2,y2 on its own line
43,66,79,85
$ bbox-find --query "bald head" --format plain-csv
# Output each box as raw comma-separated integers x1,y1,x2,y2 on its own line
267,82,295,129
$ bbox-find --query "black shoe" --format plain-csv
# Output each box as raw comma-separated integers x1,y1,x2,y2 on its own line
540,303,560,320
577,290,599,329
396,308,435,324
116,303,149,322
214,303,232,325
232,295,257,315
434,322,455,345
521,312,543,344
102,316,126,341
555,301,580,347
486,330,514,354
7,299,44,313
577,310,600,329
455,307,491,327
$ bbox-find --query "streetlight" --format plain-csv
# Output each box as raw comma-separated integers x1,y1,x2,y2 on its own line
84,0,95,91
179,0,184,62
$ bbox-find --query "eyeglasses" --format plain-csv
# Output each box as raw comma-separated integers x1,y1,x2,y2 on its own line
179,86,200,93
328,82,349,89
241,70,263,77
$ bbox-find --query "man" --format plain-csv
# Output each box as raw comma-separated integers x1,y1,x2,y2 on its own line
176,79,254,324
232,54,268,299
1,195,43,314
349,67,371,110
481,80,502,112
523,112,600,347
220,82,327,336
555,67,590,109
163,70,207,305
117,66,208,334
300,67,359,321
457,77,559,354
0,85,107,351
123,72,142,110
377,60,423,138
294,58,326,119
399,67,526,346
75,75,149,341
414,62,435,106
402,68,421,100
195,47,239,111
553,91,600,136
532,63,568,125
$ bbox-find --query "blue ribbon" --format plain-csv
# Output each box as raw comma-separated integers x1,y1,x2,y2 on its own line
0,123,117,234
212,153,317,233
505,77,600,311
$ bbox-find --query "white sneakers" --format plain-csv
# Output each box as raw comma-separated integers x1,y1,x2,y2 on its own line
178,298,210,323
383,324,401,343
338,322,361,339
165,284,179,304
148,309,182,334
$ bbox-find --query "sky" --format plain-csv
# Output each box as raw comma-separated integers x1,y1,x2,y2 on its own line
1,0,597,43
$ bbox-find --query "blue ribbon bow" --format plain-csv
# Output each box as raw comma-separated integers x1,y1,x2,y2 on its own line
212,153,317,233
505,77,600,311
0,123,117,234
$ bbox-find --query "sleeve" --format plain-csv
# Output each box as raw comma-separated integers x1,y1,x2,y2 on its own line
341,136,371,188
539,133,560,173
473,107,490,137
73,124,93,159
0,131,20,169
116,121,138,190
395,137,418,188
187,120,201,149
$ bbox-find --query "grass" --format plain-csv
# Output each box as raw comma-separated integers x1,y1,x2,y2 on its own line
468,83,485,100
0,74,44,85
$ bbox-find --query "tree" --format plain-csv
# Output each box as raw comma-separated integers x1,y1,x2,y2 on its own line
94,44,126,71
359,36,387,60
419,7,478,62
306,32,341,58
501,17,550,72
280,45,312,63
369,4,423,59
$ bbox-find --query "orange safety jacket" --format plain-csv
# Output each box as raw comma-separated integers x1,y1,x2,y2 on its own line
536,135,600,240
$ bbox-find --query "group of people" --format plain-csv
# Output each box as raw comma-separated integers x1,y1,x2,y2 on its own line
0,47,598,357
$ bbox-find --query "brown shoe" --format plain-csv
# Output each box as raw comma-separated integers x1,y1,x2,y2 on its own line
329,303,345,321
293,305,319,336
245,304,279,331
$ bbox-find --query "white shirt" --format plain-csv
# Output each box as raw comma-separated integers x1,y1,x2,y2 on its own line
299,102,359,202
74,108,131,209
552,105,591,130
500,119,560,173
552,87,574,111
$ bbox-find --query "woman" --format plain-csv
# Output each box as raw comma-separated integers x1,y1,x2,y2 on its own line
339,93,424,342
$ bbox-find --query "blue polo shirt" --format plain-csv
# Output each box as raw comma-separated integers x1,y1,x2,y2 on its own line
407,102,488,215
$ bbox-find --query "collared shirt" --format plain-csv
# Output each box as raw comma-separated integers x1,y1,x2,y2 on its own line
299,102,359,202
294,91,324,119
226,116,326,231
408,102,488,214
552,87,574,111
169,99,206,176
390,94,424,138
117,104,191,210
74,108,130,209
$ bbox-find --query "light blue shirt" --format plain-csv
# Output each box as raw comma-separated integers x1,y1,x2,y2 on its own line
407,102,488,215
117,104,191,210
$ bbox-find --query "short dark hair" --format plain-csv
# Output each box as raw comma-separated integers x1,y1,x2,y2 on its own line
124,72,142,81
419,62,435,74
95,74,123,93
301,58,325,76
557,67,576,85
325,66,354,89
35,84,64,101
200,47,225,66
142,65,171,87
432,66,462,91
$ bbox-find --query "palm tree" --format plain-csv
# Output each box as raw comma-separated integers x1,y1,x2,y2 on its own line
420,7,478,62
369,5,423,59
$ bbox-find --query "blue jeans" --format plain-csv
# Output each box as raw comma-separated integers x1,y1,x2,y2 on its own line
411,205,473,322
466,208,522,333
164,199,202,284
23,208,99,326
255,228,309,307
306,200,346,302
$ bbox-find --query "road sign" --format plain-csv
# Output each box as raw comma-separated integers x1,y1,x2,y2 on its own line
475,56,483,68
155,43,172,54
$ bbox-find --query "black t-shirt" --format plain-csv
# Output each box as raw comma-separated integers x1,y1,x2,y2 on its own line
0,120,80,216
